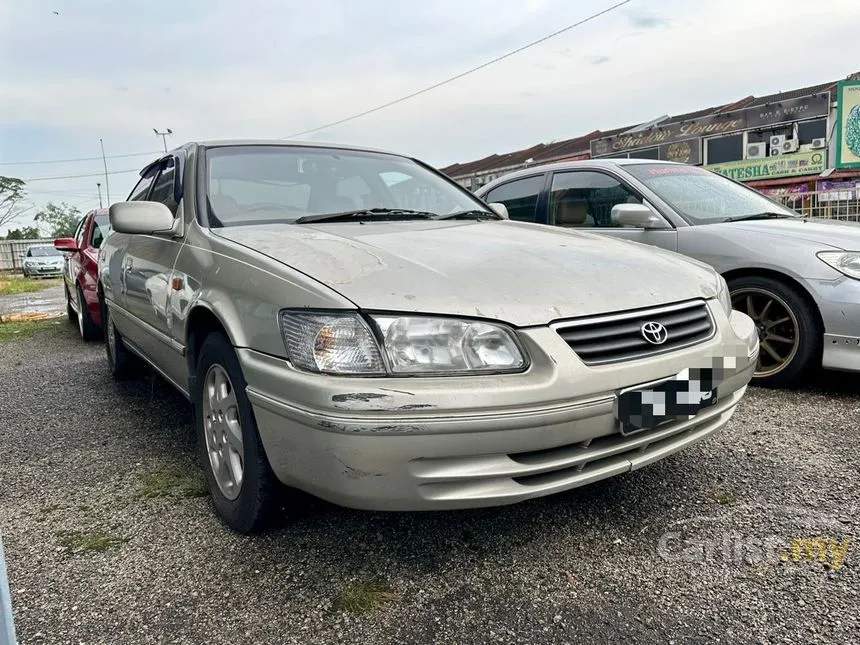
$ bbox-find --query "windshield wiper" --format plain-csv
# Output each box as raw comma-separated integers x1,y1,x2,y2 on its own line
433,209,501,221
293,208,437,224
723,212,796,222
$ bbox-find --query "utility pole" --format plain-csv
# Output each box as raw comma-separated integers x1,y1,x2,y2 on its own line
99,138,111,206
96,182,103,208
153,128,173,152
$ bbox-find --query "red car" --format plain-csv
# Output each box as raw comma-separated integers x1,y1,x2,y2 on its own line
54,208,111,341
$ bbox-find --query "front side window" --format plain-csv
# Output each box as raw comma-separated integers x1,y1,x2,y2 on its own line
549,171,643,228
127,166,158,201
623,162,799,224
204,146,490,226
73,215,87,247
148,159,179,215
483,175,544,222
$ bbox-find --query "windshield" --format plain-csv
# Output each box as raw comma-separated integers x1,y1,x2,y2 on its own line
623,163,799,224
204,145,491,227
27,246,61,257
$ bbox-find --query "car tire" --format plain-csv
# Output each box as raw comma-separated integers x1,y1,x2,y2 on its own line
77,285,101,342
65,285,77,324
728,275,821,388
193,331,277,534
101,297,143,380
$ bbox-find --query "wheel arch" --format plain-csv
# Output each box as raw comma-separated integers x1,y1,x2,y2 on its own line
185,305,235,374
722,267,825,333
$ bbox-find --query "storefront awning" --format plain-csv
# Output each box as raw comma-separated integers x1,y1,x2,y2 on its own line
746,174,820,188
818,169,860,180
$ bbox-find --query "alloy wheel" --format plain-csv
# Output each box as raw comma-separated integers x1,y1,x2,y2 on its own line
202,363,244,501
106,309,117,365
731,288,800,378
77,288,85,338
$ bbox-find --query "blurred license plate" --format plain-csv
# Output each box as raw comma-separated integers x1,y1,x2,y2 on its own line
616,368,718,436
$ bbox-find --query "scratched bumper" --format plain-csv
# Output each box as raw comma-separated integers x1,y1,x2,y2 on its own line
240,306,758,511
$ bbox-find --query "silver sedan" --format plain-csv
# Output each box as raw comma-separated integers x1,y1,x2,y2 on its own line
476,159,860,388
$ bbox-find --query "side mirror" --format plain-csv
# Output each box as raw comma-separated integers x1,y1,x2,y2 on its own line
54,237,78,252
488,202,509,219
611,203,667,229
109,201,175,235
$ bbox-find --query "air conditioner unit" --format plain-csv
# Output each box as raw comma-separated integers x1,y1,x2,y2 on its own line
746,142,768,159
770,146,783,157
770,135,787,148
799,143,814,152
780,138,799,153
811,137,827,149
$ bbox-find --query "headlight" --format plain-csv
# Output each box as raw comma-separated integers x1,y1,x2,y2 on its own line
817,251,860,280
372,315,526,374
715,273,733,315
278,310,527,376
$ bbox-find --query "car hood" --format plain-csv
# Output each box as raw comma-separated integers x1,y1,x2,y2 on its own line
722,217,860,249
213,220,720,327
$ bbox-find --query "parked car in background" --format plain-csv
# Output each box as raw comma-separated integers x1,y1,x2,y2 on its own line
98,140,758,534
54,208,111,341
475,159,860,388
21,244,64,278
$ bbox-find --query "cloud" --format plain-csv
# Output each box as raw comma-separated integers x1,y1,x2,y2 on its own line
585,55,611,65
626,11,669,29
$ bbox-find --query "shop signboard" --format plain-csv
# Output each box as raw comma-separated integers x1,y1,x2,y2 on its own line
816,178,860,201
835,80,860,169
591,93,831,158
704,151,827,181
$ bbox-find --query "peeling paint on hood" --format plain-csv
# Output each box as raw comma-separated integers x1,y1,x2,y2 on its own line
213,220,719,326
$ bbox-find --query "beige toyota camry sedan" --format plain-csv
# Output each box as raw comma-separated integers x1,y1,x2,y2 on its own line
100,140,759,533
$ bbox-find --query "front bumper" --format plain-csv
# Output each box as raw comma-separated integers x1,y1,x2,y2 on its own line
241,305,758,511
23,265,63,277
805,276,860,372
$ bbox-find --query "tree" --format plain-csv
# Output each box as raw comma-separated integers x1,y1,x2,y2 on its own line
34,202,81,238
0,176,27,231
3,225,42,240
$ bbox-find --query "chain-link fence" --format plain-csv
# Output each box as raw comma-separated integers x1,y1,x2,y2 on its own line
0,238,56,272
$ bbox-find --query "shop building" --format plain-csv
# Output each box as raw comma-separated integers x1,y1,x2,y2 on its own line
440,71,860,219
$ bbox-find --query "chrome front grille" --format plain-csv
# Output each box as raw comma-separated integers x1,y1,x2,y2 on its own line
552,299,715,365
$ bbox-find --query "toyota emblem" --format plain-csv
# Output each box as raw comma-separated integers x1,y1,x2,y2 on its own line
640,321,668,345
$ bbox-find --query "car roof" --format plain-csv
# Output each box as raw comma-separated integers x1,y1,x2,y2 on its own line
475,158,687,193
180,138,407,158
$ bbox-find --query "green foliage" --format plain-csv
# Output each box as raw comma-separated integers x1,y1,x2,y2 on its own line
3,225,42,240
0,176,27,230
34,201,81,238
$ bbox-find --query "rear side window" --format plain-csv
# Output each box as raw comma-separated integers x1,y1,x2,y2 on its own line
90,215,111,248
483,175,544,222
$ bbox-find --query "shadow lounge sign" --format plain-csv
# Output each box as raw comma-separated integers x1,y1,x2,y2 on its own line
591,94,831,157
705,151,827,181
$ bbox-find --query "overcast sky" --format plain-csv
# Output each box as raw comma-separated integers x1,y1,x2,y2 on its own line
1,0,859,233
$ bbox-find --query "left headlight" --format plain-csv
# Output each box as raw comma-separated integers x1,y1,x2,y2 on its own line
279,310,528,376
817,251,860,281
715,273,733,316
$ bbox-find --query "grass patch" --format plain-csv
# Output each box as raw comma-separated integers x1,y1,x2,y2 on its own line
35,503,61,522
0,275,63,295
0,318,63,341
56,529,129,553
332,580,400,614
137,464,208,500
712,488,737,505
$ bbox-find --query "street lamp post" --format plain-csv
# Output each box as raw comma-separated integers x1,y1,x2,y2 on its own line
96,182,103,208
153,128,173,153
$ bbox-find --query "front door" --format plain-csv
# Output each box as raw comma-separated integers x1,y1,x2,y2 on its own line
121,156,187,388
546,170,679,251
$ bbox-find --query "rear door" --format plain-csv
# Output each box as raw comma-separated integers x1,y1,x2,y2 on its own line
545,169,678,251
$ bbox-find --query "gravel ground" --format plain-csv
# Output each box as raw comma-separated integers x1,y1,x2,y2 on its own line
0,285,65,320
2,323,858,645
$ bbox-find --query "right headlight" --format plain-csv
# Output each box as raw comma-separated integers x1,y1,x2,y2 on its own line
817,251,860,281
278,310,528,376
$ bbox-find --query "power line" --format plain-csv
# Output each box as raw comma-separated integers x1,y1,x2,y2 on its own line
280,0,633,140
21,168,142,182
0,150,161,167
